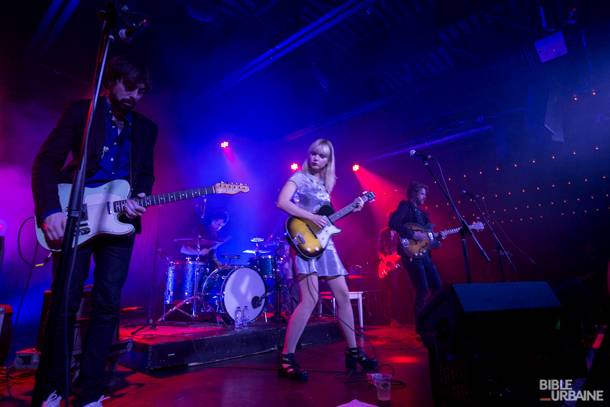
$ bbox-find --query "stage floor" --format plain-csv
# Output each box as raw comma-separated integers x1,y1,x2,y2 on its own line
1,325,432,406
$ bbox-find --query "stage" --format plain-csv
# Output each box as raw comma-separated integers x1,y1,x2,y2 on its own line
2,324,432,406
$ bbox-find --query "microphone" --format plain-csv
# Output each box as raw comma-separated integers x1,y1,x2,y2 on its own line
461,189,481,199
409,149,433,161
117,18,150,42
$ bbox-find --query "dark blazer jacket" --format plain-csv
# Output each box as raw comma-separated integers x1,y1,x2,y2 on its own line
32,99,158,227
388,200,431,239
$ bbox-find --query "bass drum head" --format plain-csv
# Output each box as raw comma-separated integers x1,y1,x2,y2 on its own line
203,267,266,323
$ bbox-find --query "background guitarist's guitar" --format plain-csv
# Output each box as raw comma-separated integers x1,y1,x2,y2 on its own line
377,252,401,279
285,191,375,259
35,179,249,251
399,221,484,258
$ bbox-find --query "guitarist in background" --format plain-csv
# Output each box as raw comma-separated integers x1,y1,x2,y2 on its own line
378,226,409,326
389,182,443,323
276,139,377,381
31,57,157,407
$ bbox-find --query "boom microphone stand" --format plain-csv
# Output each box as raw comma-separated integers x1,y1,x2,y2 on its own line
412,152,490,282
466,192,518,281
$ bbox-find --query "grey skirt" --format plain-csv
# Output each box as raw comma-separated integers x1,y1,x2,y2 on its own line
291,239,348,279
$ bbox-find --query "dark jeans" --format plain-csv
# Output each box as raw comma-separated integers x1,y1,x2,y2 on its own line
32,235,134,406
402,254,441,321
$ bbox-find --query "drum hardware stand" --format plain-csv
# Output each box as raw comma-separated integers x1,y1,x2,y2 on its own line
157,240,206,323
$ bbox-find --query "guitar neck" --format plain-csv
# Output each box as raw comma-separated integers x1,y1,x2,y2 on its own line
440,223,475,237
328,202,357,223
113,186,216,212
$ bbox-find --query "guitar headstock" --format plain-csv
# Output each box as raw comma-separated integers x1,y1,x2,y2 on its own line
213,182,250,195
361,191,376,203
471,221,485,231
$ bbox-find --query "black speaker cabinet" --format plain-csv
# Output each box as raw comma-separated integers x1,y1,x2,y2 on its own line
417,282,586,405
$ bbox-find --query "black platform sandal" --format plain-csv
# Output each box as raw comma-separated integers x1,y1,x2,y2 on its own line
279,353,308,381
345,347,379,372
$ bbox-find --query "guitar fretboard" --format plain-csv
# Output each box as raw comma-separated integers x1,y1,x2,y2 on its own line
113,186,216,213
328,195,373,223
441,223,477,236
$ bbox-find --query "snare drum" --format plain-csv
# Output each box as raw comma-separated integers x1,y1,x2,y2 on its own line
248,255,277,279
201,267,266,323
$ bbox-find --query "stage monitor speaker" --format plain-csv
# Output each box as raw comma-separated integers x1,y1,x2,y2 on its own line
0,304,12,366
417,282,585,405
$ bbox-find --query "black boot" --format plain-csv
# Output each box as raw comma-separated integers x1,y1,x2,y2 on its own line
345,347,378,372
279,353,308,381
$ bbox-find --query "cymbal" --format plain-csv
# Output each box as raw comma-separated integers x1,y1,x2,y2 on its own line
250,237,264,243
242,249,270,255
173,237,223,247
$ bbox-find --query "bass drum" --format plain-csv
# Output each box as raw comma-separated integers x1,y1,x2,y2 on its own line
201,267,266,323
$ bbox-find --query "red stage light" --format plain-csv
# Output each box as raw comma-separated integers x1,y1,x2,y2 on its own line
352,164,360,172
220,141,229,149
290,163,299,171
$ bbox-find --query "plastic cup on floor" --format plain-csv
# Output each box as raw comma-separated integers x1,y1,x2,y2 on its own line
373,373,392,405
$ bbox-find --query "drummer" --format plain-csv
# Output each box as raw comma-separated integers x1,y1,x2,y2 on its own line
180,210,229,270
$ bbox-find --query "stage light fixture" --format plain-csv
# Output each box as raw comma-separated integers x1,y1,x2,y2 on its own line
220,141,229,149
352,164,360,172
290,163,299,171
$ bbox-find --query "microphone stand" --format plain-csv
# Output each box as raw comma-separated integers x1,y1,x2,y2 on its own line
419,158,490,283
468,194,517,281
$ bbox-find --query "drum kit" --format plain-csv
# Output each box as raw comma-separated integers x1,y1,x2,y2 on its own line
158,234,293,325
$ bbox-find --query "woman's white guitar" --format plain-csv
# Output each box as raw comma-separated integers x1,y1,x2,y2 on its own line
35,179,249,251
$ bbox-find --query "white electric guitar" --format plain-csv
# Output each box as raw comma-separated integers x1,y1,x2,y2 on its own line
35,179,249,251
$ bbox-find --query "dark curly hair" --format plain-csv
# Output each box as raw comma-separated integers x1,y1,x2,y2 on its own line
103,56,151,93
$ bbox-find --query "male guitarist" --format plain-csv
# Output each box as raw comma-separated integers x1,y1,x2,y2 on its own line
389,182,443,324
31,57,157,407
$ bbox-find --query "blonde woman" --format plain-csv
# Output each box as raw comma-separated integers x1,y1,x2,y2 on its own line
277,139,377,381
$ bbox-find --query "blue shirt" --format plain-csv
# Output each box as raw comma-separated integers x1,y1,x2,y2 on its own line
86,103,132,187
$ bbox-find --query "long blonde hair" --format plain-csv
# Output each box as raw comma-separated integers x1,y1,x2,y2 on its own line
302,138,337,193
